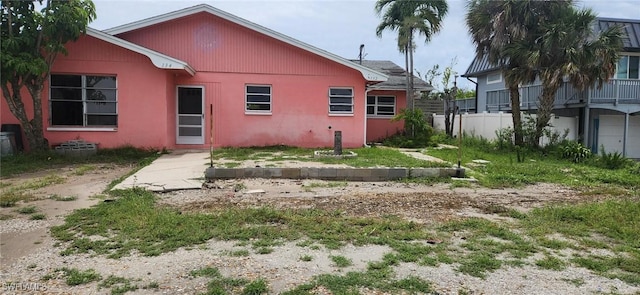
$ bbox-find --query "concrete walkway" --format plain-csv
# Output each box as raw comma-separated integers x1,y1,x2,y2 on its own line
113,151,210,192
113,148,459,192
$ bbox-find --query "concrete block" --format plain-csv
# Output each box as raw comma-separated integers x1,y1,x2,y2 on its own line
210,168,237,179
336,168,353,180
244,167,264,178
410,168,440,178
300,167,318,178
264,168,282,178
370,168,389,181
281,168,301,179
351,169,371,181
388,168,408,180
318,168,337,179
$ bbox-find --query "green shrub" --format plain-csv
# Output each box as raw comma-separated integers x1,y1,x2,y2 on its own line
597,147,631,170
560,141,592,163
494,128,514,151
383,109,434,148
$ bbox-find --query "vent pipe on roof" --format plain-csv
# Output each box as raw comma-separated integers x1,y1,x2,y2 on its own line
359,44,365,64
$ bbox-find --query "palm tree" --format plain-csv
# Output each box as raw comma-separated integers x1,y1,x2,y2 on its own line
375,0,448,113
514,7,623,145
465,0,571,147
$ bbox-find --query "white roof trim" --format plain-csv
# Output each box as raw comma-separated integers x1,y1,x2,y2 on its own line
87,27,196,76
104,4,387,82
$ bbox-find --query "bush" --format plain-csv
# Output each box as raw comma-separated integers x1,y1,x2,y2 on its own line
597,146,632,170
560,141,592,163
383,109,434,148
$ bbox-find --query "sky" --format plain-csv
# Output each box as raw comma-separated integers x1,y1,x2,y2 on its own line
89,0,640,91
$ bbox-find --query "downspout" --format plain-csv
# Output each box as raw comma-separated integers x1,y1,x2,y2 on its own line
623,111,629,157
465,76,478,114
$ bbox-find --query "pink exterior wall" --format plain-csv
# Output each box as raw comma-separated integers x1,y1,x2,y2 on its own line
366,90,407,143
119,12,369,149
0,35,178,149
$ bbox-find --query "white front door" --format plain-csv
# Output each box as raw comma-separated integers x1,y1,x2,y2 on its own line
176,86,204,145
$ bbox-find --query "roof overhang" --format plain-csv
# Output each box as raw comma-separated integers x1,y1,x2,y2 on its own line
86,27,196,76
103,4,386,82
367,85,433,92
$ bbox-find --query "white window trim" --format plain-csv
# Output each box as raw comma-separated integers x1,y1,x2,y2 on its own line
616,54,640,80
328,87,354,115
367,95,396,118
49,74,118,127
486,72,502,84
245,84,272,115
47,127,117,132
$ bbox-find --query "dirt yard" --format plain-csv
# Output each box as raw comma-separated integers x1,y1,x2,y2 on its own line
0,163,636,294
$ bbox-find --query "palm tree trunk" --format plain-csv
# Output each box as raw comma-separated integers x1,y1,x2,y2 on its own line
535,81,562,147
509,85,523,147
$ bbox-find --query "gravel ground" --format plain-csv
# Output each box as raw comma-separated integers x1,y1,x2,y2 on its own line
1,164,639,294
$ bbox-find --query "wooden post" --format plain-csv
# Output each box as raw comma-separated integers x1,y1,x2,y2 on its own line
334,131,342,155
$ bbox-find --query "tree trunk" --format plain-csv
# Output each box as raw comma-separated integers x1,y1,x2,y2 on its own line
508,85,523,147
1,78,49,152
25,79,48,151
407,32,414,111
535,82,562,147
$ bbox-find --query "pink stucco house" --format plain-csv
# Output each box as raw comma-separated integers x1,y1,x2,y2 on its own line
1,4,431,150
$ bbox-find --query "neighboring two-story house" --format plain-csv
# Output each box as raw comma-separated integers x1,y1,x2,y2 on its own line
462,17,640,158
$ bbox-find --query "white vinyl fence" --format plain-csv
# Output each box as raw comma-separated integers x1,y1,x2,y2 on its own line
433,112,578,146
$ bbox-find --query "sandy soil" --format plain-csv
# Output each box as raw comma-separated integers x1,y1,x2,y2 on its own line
0,162,637,294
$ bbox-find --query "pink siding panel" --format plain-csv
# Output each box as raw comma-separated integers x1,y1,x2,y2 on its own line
175,72,366,148
117,13,353,76
1,35,174,150
366,90,407,143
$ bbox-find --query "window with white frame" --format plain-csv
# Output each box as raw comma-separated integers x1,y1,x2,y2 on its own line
367,95,395,117
328,88,353,114
50,74,117,126
245,85,271,113
486,72,502,84
616,55,640,79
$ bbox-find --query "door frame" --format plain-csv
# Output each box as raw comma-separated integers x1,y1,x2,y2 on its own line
176,85,205,145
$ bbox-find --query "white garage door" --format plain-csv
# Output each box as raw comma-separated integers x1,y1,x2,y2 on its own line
597,115,624,155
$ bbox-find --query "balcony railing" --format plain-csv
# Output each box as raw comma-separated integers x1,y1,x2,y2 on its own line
485,79,640,111
454,98,476,113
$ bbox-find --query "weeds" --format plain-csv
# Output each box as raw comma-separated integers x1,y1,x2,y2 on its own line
17,205,37,214
330,255,353,268
43,268,101,286
190,267,267,294
30,213,46,220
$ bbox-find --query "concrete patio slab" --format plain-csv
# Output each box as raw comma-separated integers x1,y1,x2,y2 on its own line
113,151,210,192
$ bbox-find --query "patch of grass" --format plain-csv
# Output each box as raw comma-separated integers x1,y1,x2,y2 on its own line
17,205,37,214
458,252,502,278
98,275,138,295
535,255,566,270
143,281,159,289
426,140,640,190
50,194,78,201
212,145,448,168
73,164,96,176
242,279,268,295
0,146,159,178
562,278,585,287
230,249,251,257
0,213,14,220
30,213,46,220
256,247,273,254
51,188,432,258
303,181,348,189
190,266,267,295
330,255,353,268
300,255,313,262
283,264,433,295
43,268,101,286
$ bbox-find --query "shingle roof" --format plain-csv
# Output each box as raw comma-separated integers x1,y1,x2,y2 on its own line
352,60,433,91
463,17,640,77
